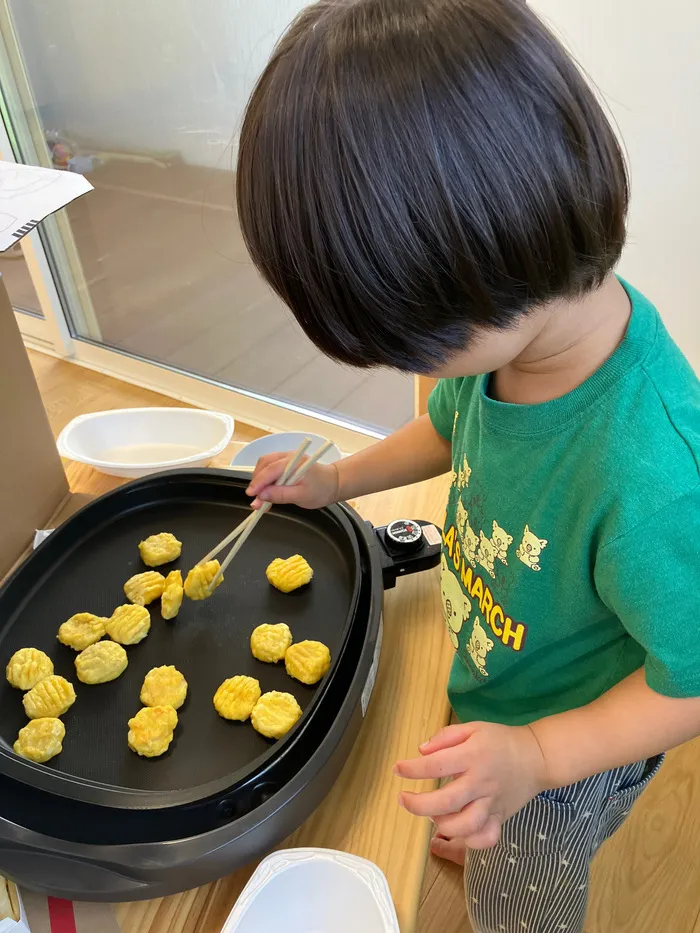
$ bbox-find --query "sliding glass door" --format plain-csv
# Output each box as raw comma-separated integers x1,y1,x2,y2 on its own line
0,0,414,444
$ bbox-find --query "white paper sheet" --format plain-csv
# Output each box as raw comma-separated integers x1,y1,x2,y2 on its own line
0,160,92,252
33,529,54,549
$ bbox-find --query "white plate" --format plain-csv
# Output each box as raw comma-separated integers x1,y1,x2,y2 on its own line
56,407,235,478
230,433,342,469
223,848,399,933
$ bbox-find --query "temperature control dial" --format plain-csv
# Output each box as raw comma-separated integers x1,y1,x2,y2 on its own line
385,519,424,553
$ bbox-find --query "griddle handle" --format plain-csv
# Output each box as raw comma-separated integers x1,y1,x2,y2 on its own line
370,520,442,589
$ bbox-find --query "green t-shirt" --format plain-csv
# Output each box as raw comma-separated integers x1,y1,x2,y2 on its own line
428,280,700,726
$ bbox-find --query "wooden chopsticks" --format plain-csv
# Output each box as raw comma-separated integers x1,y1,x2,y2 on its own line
203,437,334,589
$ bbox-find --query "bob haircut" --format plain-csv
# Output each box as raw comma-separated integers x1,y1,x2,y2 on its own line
237,0,629,373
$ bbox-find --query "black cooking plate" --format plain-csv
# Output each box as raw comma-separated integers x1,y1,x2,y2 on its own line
0,470,361,809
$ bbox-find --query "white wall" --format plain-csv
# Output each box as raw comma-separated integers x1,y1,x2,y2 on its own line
533,0,700,370
9,0,306,169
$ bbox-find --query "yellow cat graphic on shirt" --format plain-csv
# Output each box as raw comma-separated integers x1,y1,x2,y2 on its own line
491,520,513,565
440,554,472,649
456,502,479,567
464,522,480,567
516,525,548,572
466,616,494,676
456,500,469,541
457,455,472,489
477,530,497,578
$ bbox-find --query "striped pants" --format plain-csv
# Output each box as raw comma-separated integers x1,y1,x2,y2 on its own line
465,755,664,933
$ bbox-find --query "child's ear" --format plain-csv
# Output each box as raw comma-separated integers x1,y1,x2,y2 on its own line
492,520,497,532
524,524,530,534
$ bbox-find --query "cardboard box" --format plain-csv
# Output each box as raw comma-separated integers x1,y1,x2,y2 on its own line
0,160,115,932
0,276,71,579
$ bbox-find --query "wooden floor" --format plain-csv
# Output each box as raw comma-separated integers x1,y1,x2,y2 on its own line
30,353,700,932
5,158,414,433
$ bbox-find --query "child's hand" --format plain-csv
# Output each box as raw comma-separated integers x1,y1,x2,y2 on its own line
246,452,340,510
395,722,548,849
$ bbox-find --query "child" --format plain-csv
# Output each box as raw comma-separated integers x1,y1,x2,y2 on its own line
239,2,700,930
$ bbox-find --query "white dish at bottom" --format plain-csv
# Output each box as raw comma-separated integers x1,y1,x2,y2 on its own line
222,848,399,933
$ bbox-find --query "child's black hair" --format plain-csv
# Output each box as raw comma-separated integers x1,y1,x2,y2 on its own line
237,0,628,373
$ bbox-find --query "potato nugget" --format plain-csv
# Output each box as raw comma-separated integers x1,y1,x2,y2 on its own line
13,717,65,763
161,570,184,620
266,555,313,593
184,561,223,600
6,647,53,691
106,604,151,645
250,623,293,664
139,532,182,567
141,665,188,709
128,705,178,758
285,640,331,685
23,675,76,719
75,641,128,684
213,675,261,721
251,691,302,739
58,612,107,651
124,571,166,606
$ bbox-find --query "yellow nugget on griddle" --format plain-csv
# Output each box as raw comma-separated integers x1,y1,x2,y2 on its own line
251,691,302,740
58,612,107,651
128,705,178,758
213,675,261,721
6,647,53,691
266,555,313,593
13,717,65,763
161,570,184,620
184,560,223,600
250,623,293,664
138,532,182,567
140,665,188,710
107,604,151,645
23,675,76,720
75,641,128,684
285,640,331,685
124,571,166,606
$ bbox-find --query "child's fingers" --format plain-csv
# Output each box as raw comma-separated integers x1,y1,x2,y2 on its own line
399,774,476,818
464,815,502,850
395,744,470,781
429,834,467,863
246,453,292,496
257,483,304,506
419,723,476,755
432,796,492,839
249,450,287,478
246,455,284,496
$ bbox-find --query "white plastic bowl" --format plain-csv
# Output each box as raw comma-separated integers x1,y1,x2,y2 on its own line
230,432,342,469
56,407,235,479
223,848,399,933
